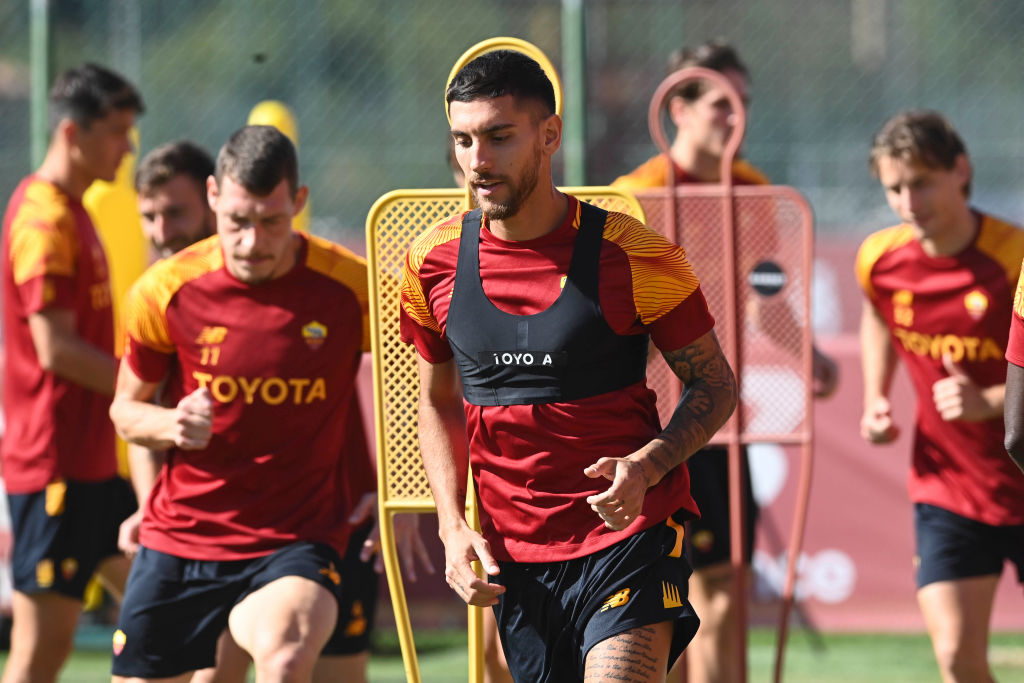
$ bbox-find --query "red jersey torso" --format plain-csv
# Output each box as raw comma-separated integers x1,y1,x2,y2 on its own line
123,233,370,559
401,196,715,562
1,176,116,492
857,213,1024,525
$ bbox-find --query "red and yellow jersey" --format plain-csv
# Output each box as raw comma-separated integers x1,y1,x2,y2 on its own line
1,176,116,493
857,212,1024,525
611,153,769,190
400,195,713,562
123,233,370,560
1007,262,1024,366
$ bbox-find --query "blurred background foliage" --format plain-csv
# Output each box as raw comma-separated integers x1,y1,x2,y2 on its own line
2,0,1024,241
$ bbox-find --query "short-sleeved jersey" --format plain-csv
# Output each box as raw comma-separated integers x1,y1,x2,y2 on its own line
611,153,769,190
400,195,714,562
1,176,116,493
123,233,370,560
856,212,1024,526
1007,262,1024,366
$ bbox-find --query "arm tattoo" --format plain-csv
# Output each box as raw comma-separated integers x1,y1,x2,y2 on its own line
650,331,738,480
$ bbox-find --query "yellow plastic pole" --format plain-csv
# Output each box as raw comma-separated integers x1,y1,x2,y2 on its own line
82,127,147,480
247,100,310,233
82,128,147,612
445,37,564,123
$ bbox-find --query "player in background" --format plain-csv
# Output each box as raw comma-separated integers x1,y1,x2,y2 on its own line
113,128,431,683
136,141,217,260
0,63,143,683
612,40,837,683
111,125,370,682
858,110,1024,683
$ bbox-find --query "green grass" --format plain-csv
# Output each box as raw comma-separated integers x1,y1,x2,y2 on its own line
4,627,1021,681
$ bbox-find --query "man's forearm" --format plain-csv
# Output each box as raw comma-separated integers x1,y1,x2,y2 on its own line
1004,363,1024,474
860,303,897,406
417,399,471,535
49,341,117,396
126,443,165,504
638,375,737,488
633,336,738,487
110,398,178,450
28,310,117,395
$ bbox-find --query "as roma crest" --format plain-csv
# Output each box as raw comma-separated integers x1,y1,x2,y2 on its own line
302,321,328,350
963,290,989,321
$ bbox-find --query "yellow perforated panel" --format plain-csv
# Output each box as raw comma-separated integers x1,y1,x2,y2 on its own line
366,188,645,511
366,186,644,683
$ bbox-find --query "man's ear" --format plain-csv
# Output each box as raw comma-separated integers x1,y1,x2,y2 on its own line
667,95,690,128
57,118,77,147
541,113,562,154
292,185,309,216
953,153,971,193
206,175,219,211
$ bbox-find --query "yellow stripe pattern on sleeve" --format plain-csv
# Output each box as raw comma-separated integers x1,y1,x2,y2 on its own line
124,237,223,353
602,210,702,325
400,214,464,334
305,234,371,351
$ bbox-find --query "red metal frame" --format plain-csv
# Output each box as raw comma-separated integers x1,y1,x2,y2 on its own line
646,66,816,683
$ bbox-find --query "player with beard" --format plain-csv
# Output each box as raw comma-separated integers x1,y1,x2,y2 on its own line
401,50,738,683
109,126,378,682
135,141,217,260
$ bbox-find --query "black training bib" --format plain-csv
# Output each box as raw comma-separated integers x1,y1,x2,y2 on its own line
445,202,649,406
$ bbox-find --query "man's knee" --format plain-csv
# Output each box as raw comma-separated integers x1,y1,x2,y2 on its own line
931,637,989,680
692,561,743,592
251,642,320,683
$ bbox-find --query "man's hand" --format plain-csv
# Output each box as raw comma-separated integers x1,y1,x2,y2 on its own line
118,508,144,557
584,456,650,530
172,387,213,449
932,355,1000,422
439,523,504,607
350,493,436,580
860,396,900,444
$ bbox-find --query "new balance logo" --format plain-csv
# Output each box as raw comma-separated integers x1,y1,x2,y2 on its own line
600,587,631,612
319,562,341,586
196,326,228,344
663,581,683,609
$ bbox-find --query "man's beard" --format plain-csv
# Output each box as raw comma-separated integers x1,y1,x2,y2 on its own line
473,146,541,221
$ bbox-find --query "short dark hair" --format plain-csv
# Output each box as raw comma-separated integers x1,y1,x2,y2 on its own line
215,125,299,198
446,50,555,118
870,110,971,196
136,140,214,196
48,63,144,134
667,40,748,103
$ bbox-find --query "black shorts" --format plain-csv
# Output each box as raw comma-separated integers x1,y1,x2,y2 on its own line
494,509,699,683
685,446,758,570
112,541,345,678
322,523,378,656
6,477,136,599
914,502,1024,589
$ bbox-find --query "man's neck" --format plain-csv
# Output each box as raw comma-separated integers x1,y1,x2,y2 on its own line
670,137,721,183
35,147,93,201
917,205,977,257
486,184,569,242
